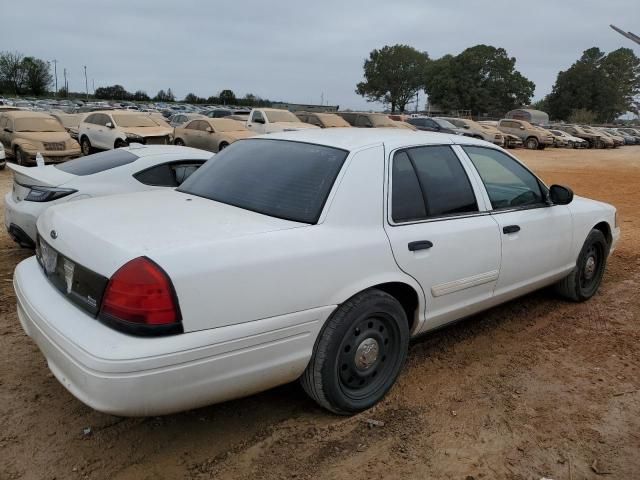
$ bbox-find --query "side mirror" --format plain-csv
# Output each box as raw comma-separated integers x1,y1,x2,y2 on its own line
253,117,265,124
519,126,525,130
206,127,213,133
4,128,12,133
549,184,573,205
463,125,470,129
105,122,114,128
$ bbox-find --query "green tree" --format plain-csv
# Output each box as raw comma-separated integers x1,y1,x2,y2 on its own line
22,57,52,95
133,90,150,101
219,89,236,105
96,84,130,100
0,51,26,94
568,108,597,124
424,45,535,117
546,47,640,122
356,44,428,112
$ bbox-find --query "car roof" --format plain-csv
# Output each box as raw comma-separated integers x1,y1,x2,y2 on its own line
264,128,489,151
1,110,57,119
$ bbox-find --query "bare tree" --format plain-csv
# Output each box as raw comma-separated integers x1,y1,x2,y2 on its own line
0,51,26,94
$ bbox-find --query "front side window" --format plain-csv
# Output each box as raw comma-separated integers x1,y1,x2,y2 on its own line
178,139,348,224
464,146,545,209
355,115,373,127
391,146,478,223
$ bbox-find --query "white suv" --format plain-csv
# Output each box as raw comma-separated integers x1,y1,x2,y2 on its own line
78,111,173,154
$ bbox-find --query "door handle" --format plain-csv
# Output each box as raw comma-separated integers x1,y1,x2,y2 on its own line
503,225,521,234
408,240,433,251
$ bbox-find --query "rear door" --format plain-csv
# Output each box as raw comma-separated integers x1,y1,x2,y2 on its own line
383,145,501,331
461,145,573,296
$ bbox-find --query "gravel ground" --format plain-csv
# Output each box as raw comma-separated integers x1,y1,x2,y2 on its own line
1,146,639,480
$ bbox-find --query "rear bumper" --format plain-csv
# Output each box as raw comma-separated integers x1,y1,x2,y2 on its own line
4,192,40,247
14,257,332,416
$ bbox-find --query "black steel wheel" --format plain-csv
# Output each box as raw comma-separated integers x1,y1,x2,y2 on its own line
555,229,609,302
301,289,410,414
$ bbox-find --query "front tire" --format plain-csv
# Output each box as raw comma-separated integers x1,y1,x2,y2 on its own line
174,138,185,146
80,136,92,156
555,229,609,302
114,139,128,149
15,147,27,166
525,137,539,150
218,141,229,151
301,289,409,415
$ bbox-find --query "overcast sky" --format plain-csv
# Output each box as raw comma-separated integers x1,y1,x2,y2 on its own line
2,0,638,109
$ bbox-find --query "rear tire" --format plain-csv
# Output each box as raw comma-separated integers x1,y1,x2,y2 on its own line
174,138,185,146
218,141,229,151
15,147,27,166
555,229,609,302
114,139,128,149
301,289,409,415
525,137,539,150
80,136,92,156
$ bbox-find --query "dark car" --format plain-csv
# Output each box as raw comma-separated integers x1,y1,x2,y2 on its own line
203,109,233,119
407,117,466,135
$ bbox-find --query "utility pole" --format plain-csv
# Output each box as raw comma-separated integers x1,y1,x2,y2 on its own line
92,79,95,94
83,65,89,101
63,68,68,93
52,59,58,96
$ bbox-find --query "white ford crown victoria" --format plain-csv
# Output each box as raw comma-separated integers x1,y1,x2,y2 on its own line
13,129,619,416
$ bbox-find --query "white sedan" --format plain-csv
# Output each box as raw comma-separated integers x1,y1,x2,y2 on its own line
4,145,211,248
13,130,619,416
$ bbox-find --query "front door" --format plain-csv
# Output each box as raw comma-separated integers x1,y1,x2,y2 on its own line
461,145,573,297
383,145,501,330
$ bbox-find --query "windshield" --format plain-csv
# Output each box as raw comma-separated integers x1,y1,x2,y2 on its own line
445,118,465,128
434,119,457,129
317,114,350,127
370,114,397,127
211,119,247,132
264,110,300,123
178,139,348,223
15,117,65,132
112,114,158,128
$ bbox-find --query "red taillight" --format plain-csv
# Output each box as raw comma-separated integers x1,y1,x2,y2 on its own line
100,257,182,334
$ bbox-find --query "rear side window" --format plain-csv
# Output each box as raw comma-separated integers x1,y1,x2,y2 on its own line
391,146,477,222
178,139,348,224
134,161,206,187
391,152,427,222
55,149,138,176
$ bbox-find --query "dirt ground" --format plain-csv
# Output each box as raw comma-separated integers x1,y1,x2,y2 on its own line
1,146,639,480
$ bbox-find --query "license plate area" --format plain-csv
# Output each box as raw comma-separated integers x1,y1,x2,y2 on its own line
36,236,109,317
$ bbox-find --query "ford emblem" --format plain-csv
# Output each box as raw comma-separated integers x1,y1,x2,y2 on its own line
50,230,58,240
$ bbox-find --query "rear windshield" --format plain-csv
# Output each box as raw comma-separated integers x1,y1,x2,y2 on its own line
55,149,138,176
264,110,300,123
178,139,349,223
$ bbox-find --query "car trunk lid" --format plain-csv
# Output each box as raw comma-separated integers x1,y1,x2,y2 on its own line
8,163,75,202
